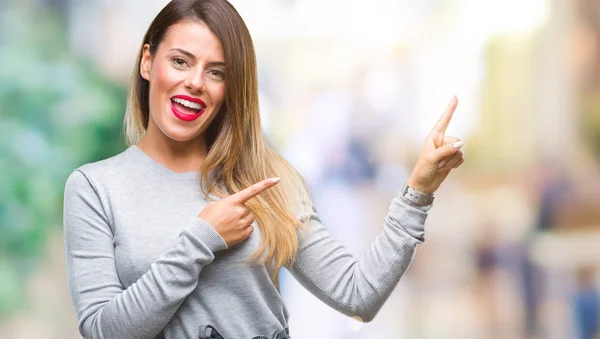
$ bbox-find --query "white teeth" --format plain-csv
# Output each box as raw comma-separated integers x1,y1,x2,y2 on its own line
172,97,204,110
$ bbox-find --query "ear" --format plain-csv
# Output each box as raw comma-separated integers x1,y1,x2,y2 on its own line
140,44,152,81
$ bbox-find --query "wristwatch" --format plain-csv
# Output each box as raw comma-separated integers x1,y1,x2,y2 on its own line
401,183,435,206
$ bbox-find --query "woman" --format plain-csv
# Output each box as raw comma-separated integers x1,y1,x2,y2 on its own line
63,0,465,338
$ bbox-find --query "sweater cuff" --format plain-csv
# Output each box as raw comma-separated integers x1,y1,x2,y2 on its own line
389,192,431,242
191,218,228,252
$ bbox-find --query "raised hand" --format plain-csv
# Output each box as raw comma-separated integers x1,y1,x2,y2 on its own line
197,177,281,246
406,96,465,194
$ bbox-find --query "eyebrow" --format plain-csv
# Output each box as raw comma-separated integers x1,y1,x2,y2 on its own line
169,48,225,67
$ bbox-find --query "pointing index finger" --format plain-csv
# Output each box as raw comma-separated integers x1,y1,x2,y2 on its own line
432,96,458,135
229,177,281,204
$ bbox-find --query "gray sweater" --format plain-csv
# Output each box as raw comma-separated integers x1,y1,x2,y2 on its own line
63,145,431,339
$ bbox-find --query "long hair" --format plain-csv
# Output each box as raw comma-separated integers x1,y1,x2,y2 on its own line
123,0,312,279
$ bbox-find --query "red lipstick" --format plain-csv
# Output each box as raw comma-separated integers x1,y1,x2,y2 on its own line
170,95,206,122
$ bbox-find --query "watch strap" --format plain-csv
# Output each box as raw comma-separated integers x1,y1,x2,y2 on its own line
401,183,435,206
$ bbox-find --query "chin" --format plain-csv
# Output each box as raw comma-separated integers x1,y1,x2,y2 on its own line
151,117,199,143
163,127,203,143
157,111,205,142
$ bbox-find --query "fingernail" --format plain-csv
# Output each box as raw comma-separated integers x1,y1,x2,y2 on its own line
452,141,464,149
438,161,446,169
271,177,281,184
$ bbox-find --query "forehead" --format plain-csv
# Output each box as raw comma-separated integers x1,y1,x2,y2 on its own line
160,20,224,60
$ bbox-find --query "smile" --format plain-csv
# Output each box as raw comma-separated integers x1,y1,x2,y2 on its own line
170,95,206,121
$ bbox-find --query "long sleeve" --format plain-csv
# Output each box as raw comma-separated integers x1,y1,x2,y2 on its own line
287,191,430,322
63,170,228,339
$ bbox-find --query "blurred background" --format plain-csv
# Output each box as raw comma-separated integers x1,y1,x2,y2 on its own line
1,0,600,338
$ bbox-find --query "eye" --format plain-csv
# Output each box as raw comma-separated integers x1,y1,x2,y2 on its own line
171,57,189,68
208,69,225,80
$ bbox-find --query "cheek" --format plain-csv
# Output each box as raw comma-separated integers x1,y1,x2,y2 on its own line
210,84,226,108
151,64,179,95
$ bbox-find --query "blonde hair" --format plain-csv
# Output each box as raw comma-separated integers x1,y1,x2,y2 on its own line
123,0,311,279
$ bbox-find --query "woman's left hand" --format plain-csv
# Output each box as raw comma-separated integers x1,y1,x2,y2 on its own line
406,96,465,194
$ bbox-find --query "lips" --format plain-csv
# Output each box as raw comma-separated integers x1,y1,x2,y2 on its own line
170,95,206,122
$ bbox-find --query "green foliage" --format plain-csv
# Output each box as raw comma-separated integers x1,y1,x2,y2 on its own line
0,4,127,318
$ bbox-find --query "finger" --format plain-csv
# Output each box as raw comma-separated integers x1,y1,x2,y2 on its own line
452,158,464,169
443,136,460,145
240,208,252,218
437,150,462,169
234,204,250,217
436,151,460,169
240,213,256,226
229,177,281,204
439,151,463,170
234,225,254,245
431,96,458,136
433,135,460,152
431,140,464,163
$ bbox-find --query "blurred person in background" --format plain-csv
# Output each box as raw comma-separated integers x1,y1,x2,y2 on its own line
523,158,571,338
572,266,600,339
62,0,466,338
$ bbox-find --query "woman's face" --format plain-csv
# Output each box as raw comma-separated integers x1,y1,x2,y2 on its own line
140,20,226,145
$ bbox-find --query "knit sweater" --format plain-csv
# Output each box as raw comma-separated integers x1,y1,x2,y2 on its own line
63,145,431,339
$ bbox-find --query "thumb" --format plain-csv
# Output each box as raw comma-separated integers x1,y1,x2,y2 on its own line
432,141,464,163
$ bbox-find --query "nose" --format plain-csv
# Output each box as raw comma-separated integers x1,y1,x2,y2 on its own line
184,68,205,93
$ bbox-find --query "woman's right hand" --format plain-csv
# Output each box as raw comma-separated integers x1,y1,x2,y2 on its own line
197,177,281,247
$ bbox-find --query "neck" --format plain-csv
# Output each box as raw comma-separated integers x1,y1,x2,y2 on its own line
136,125,208,173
